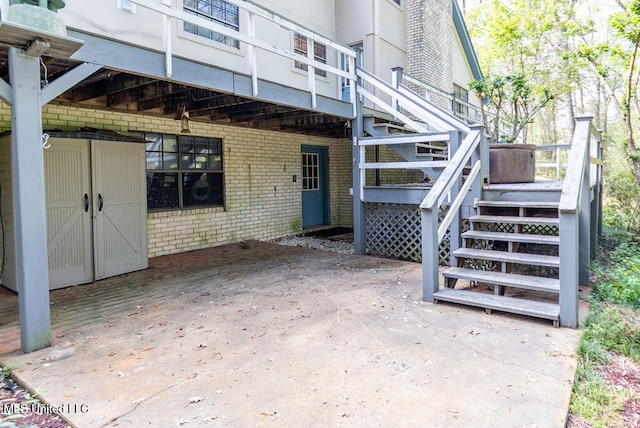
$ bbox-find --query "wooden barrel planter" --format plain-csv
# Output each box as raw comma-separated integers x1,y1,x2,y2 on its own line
489,144,536,184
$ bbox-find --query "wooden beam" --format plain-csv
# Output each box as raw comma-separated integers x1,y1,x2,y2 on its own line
42,62,103,105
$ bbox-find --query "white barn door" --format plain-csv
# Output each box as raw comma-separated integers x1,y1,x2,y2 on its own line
44,139,147,289
92,141,148,280
44,139,93,289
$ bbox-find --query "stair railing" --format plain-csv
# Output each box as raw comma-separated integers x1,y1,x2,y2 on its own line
535,144,572,180
420,125,487,301
392,67,480,130
558,115,603,328
356,67,470,134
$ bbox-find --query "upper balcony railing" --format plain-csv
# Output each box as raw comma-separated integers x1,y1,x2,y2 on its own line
30,0,358,112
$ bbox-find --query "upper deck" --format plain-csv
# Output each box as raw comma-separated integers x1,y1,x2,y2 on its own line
0,0,356,137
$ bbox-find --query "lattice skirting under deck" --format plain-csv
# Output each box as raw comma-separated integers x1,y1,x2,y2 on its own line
364,203,451,265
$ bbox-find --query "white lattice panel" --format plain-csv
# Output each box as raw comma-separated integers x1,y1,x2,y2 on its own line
364,203,451,265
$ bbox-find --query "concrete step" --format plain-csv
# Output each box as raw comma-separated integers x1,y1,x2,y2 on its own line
469,215,559,227
433,288,560,324
443,267,560,293
462,230,559,245
453,248,560,267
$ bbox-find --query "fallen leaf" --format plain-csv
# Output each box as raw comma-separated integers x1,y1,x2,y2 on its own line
64,393,73,398
188,396,205,404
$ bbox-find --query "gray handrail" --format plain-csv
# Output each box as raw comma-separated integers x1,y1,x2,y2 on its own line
559,116,595,214
420,128,482,213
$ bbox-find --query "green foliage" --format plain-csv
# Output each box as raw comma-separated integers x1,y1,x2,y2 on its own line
469,73,555,143
580,303,640,361
570,228,640,425
602,167,640,232
465,0,593,145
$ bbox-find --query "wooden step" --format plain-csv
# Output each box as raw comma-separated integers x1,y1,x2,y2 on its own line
433,288,560,323
476,200,559,209
469,215,559,226
462,230,559,245
453,248,560,267
443,267,560,293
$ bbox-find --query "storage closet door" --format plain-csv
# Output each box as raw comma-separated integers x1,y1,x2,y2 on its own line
44,139,93,289
92,141,148,280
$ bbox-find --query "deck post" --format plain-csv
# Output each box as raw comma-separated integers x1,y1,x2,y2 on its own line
352,51,366,255
391,67,403,112
9,47,52,352
559,211,579,328
421,208,439,301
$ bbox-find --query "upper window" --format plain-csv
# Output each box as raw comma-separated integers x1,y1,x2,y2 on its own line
392,0,400,5
183,0,240,49
131,132,224,211
453,83,469,119
294,33,327,78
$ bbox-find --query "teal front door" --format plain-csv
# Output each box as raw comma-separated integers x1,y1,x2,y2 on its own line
301,145,329,228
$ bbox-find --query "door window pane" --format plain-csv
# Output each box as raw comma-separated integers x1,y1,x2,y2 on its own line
302,153,320,191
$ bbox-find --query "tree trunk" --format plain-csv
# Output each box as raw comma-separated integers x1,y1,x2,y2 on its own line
625,31,640,187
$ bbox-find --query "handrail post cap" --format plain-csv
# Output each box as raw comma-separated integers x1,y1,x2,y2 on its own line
575,115,594,122
469,124,485,131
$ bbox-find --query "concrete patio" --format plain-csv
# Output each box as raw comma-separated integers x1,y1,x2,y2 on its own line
0,241,581,427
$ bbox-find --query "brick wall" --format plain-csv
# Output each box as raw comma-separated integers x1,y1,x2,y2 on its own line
405,0,454,109
0,103,353,258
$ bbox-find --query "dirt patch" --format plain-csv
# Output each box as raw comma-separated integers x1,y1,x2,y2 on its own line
600,354,640,427
1,374,70,428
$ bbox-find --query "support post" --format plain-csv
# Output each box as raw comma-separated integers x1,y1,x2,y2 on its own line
9,47,51,352
352,51,366,255
391,67,403,112
559,211,579,328
421,208,439,301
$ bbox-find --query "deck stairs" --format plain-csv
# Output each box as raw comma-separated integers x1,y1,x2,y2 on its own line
353,64,602,328
435,187,563,326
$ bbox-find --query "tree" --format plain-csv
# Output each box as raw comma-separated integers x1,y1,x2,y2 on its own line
577,0,640,188
465,0,594,144
469,73,555,143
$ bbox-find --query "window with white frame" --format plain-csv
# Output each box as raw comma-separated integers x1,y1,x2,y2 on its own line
392,0,401,5
183,0,240,49
294,33,327,78
130,132,224,210
453,83,469,119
